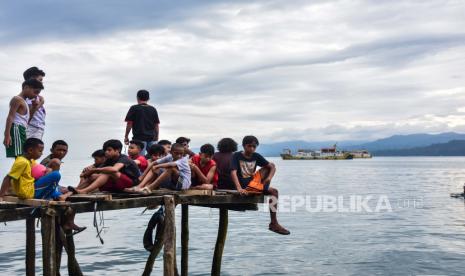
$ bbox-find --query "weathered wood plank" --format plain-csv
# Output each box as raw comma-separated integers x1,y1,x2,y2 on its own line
3,196,70,207
26,218,35,276
67,193,112,202
0,194,264,222
163,195,176,276
41,208,57,276
212,208,228,276
181,205,188,276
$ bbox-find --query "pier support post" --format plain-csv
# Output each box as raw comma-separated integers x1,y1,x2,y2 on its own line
26,217,35,276
181,204,188,276
163,195,176,276
41,208,57,276
212,208,228,276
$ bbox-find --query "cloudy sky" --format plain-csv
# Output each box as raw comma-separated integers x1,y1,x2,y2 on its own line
0,0,464,158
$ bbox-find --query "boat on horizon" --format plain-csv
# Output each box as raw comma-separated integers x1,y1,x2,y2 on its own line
280,144,372,160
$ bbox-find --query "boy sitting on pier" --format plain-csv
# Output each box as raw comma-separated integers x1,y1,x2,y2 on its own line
77,149,106,189
157,139,172,155
125,143,191,194
213,138,238,190
41,140,69,172
231,135,290,235
176,137,195,157
0,138,84,234
71,140,141,194
128,140,148,173
190,143,218,190
132,144,165,189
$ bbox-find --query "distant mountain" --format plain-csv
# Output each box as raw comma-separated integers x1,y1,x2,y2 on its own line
373,140,465,156
260,132,465,157
347,132,465,151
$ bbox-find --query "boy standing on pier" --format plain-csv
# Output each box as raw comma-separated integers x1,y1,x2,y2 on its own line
23,67,46,140
3,79,44,158
124,90,160,156
231,135,290,235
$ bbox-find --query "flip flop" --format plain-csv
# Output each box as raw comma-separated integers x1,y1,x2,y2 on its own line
124,186,139,193
67,186,78,195
139,187,152,195
269,224,290,235
69,226,87,237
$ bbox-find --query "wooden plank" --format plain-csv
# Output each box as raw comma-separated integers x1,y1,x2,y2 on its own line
163,195,176,276
41,208,57,276
0,194,265,222
181,205,189,276
212,208,228,276
26,218,35,276
3,196,70,207
181,189,215,196
67,193,112,202
0,201,19,209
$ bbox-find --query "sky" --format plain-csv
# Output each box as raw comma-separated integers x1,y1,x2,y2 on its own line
0,0,465,158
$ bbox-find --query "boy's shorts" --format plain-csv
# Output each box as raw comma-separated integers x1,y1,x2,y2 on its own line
243,171,269,194
159,174,184,191
26,125,44,140
101,173,134,192
6,124,26,158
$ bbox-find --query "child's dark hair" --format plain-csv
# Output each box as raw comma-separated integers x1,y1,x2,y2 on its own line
103,139,123,152
158,139,172,146
200,144,215,156
217,138,238,153
130,139,145,151
24,138,44,152
137,90,150,101
171,143,185,151
23,67,45,80
175,137,190,144
148,144,165,156
242,135,259,146
22,79,44,90
52,140,68,149
92,149,105,158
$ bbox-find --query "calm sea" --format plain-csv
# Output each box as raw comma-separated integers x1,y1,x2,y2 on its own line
2,157,465,275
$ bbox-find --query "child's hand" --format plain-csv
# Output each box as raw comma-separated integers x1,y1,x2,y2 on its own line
3,135,11,147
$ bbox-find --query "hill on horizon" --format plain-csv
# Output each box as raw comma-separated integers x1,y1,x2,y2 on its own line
260,132,465,156
373,140,465,156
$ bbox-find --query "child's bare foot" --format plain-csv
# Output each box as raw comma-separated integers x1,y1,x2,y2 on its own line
269,222,290,235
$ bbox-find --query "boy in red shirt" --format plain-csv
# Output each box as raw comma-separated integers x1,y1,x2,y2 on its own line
190,144,218,190
128,140,148,173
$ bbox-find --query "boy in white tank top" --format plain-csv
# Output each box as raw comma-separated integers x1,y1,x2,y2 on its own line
3,79,44,158
23,67,46,139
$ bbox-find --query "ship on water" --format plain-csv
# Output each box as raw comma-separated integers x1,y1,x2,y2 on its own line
280,144,372,160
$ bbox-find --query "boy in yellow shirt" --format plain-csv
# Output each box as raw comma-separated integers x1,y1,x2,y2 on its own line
0,138,43,199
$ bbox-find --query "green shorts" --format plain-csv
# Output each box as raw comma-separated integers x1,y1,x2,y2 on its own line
5,124,27,158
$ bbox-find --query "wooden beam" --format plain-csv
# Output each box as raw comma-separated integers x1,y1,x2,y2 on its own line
67,193,112,202
212,208,228,276
26,218,35,276
181,205,189,276
41,208,57,276
163,195,176,276
3,196,70,207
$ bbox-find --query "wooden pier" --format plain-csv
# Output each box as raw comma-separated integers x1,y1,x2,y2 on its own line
0,189,264,276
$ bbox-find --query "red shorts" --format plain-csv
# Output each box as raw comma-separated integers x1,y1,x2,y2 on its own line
101,173,134,192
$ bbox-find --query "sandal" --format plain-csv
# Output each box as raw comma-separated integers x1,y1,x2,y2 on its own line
269,223,290,235
68,226,87,237
139,187,152,195
67,186,78,195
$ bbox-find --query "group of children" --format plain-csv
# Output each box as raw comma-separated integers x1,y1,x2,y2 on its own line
1,67,289,235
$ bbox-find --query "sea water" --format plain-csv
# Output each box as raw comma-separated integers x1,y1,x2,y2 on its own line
1,157,465,275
